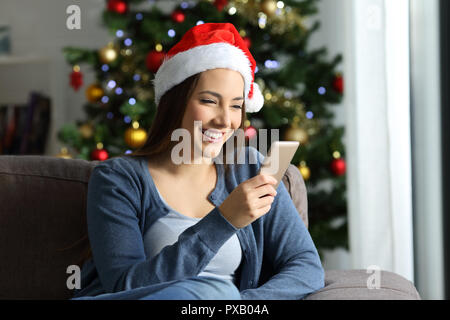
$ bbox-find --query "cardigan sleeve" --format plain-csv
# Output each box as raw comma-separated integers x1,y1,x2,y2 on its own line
86,164,238,293
239,148,325,300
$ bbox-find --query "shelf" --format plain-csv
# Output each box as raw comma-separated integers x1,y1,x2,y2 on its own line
0,55,49,65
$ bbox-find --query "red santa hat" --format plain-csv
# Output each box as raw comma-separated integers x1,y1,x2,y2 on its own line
153,22,264,113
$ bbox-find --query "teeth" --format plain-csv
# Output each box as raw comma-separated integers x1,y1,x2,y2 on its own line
202,130,223,139
204,132,222,139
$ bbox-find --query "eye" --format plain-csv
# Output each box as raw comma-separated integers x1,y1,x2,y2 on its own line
201,99,215,104
232,105,243,109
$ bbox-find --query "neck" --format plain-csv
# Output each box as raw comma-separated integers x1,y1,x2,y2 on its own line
149,148,216,181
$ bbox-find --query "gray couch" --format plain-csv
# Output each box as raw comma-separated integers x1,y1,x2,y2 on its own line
0,155,421,300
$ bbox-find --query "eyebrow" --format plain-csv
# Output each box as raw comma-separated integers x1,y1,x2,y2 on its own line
198,90,244,101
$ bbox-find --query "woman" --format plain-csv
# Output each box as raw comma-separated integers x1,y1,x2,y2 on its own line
71,23,324,300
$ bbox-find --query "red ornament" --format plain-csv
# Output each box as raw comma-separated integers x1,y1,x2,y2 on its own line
214,0,228,11
333,74,344,94
331,158,346,176
146,50,166,73
107,0,127,14
244,126,257,140
91,148,109,161
243,36,252,49
171,10,185,23
70,69,83,91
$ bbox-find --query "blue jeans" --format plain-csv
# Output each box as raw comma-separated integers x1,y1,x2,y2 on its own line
70,276,242,300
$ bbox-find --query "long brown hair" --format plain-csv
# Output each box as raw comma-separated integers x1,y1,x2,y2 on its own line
73,71,247,267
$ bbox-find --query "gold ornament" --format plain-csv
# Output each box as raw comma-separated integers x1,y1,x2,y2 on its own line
124,126,148,148
55,147,72,159
79,123,94,139
284,126,309,145
261,0,278,16
85,84,104,103
298,162,311,181
99,43,118,64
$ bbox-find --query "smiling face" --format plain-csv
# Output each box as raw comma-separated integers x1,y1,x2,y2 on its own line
181,68,245,160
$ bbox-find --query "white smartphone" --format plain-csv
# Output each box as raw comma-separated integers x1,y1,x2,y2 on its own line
258,141,300,189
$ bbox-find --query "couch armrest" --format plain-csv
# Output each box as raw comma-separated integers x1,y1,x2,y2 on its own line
282,164,308,229
305,270,421,300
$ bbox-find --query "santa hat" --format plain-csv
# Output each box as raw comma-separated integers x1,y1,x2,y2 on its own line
153,22,264,113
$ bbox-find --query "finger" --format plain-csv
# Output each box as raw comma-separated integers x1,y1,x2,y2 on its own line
255,195,275,209
254,184,277,199
247,174,277,189
254,204,273,217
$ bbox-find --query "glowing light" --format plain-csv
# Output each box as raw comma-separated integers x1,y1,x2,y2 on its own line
318,87,326,95
124,38,133,47
107,80,116,89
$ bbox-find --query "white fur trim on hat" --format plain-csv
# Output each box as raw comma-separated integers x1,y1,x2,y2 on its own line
153,42,264,113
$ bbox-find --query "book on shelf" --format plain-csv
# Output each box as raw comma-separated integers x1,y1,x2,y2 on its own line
0,92,51,155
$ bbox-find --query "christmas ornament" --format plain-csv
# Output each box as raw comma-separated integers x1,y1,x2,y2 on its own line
298,162,311,181
333,74,344,94
107,0,128,14
244,125,257,140
55,147,73,159
153,23,264,113
331,158,346,176
124,125,148,148
214,0,228,11
91,147,109,161
171,10,185,23
70,65,83,91
261,0,278,16
79,123,94,139
146,50,165,73
243,36,252,49
284,126,309,145
99,43,118,64
85,84,104,103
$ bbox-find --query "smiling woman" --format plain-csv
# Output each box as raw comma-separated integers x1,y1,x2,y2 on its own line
71,23,324,301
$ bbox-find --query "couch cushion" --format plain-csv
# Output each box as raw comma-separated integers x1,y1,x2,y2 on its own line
305,269,421,300
0,155,99,299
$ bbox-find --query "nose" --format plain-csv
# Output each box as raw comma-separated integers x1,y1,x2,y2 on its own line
215,103,232,128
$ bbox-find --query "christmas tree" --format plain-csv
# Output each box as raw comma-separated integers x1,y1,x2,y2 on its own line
58,0,347,255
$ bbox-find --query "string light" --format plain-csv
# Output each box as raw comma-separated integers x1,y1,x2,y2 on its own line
318,87,326,95
107,80,116,89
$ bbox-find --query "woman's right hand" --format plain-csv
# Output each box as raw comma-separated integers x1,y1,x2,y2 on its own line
218,174,278,229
